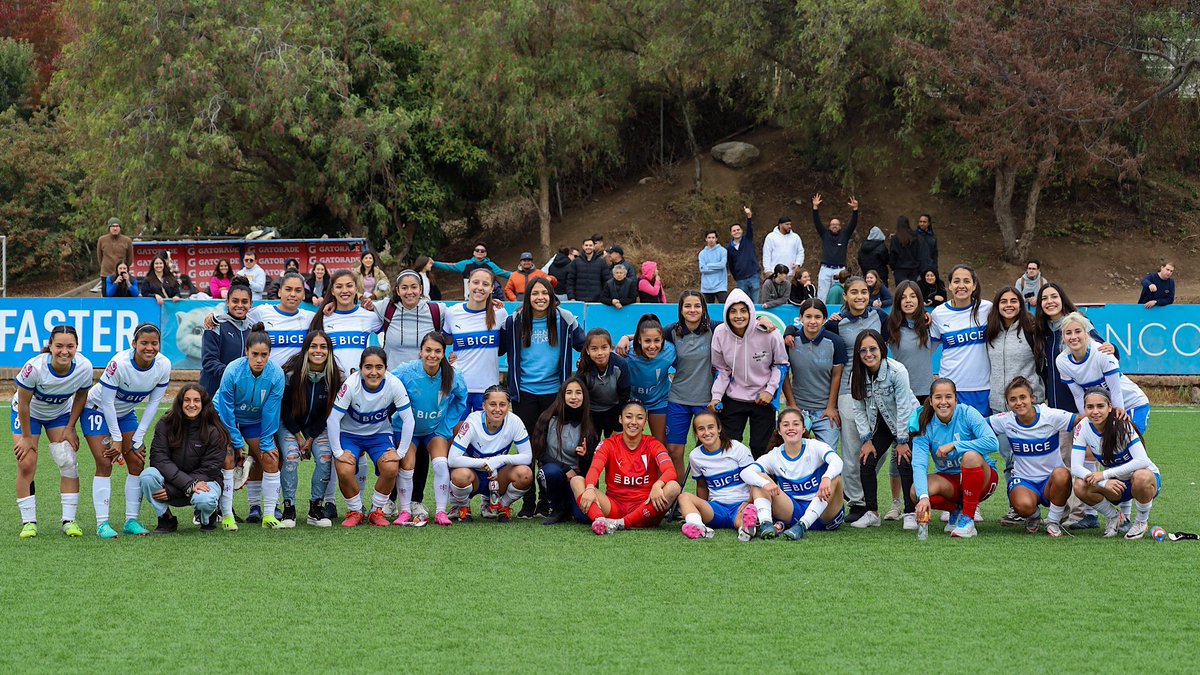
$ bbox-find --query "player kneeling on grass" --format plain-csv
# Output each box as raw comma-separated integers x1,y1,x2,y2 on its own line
987,377,1078,537
912,378,1000,539
142,384,228,533
572,401,681,536
677,412,758,541
1071,388,1161,540
447,385,534,522
12,326,93,539
328,348,415,528
743,408,845,541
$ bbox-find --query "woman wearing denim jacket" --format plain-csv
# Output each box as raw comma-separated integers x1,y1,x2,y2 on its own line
849,329,920,530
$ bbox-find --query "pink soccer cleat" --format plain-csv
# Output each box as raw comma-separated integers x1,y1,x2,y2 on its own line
738,505,758,543
392,512,412,526
434,511,453,526
591,517,625,536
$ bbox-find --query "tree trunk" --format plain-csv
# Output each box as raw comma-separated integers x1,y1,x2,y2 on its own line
536,155,552,260
676,87,702,192
1015,147,1056,261
993,162,1019,260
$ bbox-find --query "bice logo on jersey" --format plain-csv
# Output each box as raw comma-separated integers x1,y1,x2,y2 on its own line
779,473,821,495
1012,438,1055,456
272,332,307,347
613,472,650,486
37,392,72,404
708,473,743,490
455,332,498,349
331,333,369,348
942,327,985,348
351,408,392,424
415,409,443,421
115,390,148,403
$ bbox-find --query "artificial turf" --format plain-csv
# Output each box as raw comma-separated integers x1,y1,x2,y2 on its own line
1,406,1198,673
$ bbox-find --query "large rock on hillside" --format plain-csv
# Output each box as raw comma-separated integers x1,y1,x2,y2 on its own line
711,141,760,168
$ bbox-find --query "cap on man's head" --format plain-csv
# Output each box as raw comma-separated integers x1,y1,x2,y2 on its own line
107,217,122,227
778,216,791,225
520,251,534,261
608,244,624,256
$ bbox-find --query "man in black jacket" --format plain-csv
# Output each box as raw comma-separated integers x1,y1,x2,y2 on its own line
566,238,607,302
812,193,859,301
140,387,227,533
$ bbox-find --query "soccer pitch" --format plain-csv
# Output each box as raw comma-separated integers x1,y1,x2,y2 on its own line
1,407,1198,673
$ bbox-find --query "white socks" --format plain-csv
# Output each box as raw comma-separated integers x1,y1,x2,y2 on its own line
500,484,527,507
93,476,111,524
800,498,827,528
1120,501,1132,519
371,491,389,511
262,472,281,517
684,512,703,527
17,495,35,523
1135,500,1153,524
124,475,142,522
396,470,414,512
433,458,450,512
247,480,262,509
450,482,473,507
1093,500,1120,520
221,469,235,517
62,493,79,522
754,497,773,525
356,455,368,494
1047,504,1067,524
346,493,363,514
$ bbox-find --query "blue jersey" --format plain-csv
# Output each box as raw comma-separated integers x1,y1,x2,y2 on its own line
626,340,676,411
912,404,999,499
392,360,468,438
215,356,286,452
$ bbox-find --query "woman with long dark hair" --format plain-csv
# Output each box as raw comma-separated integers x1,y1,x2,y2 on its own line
309,268,384,377
209,258,236,299
141,384,230,533
885,281,935,521
280,331,342,528
576,329,630,439
143,254,181,306
889,216,921,284
447,385,534,522
376,269,443,367
441,267,507,412
677,412,759,541
929,264,992,416
532,377,597,525
306,261,331,305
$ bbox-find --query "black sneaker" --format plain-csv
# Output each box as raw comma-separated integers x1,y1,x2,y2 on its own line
534,499,551,518
323,501,339,521
200,512,218,532
281,501,297,528
542,510,567,526
517,498,537,519
153,511,178,534
845,504,867,524
307,501,332,527
192,510,201,526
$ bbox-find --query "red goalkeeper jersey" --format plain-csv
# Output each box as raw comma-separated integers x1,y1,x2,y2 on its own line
586,435,677,504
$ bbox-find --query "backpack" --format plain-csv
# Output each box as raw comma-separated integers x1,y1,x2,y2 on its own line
382,301,441,336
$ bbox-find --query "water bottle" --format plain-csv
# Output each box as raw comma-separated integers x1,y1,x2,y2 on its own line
917,511,929,541
488,476,500,514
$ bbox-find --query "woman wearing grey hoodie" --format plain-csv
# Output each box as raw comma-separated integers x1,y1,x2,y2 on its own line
857,226,890,287
759,264,791,308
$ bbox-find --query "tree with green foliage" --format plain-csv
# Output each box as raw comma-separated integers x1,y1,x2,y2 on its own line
54,0,488,261
0,37,33,114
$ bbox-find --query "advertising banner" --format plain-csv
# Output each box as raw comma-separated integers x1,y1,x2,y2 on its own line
0,298,160,368
132,238,366,279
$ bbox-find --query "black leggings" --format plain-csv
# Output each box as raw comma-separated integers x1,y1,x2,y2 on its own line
860,417,914,513
719,396,777,458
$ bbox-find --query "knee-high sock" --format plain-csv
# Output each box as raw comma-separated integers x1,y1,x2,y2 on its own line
450,482,473,508
62,493,79,522
355,455,368,495
1135,499,1153,524
220,469,235,517
411,447,430,502
1093,500,1120,520
124,475,142,522
929,494,959,513
262,471,281,517
800,497,828,528
371,490,389,511
432,458,450,512
500,483,527,507
622,501,667,529
1047,504,1067,524
754,497,773,525
396,469,414,512
17,495,36,523
577,493,605,521
93,476,111,524
247,480,262,509
345,493,363,514
959,466,985,520
1120,500,1133,518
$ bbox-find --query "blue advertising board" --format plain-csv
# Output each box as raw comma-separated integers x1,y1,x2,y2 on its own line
0,298,160,368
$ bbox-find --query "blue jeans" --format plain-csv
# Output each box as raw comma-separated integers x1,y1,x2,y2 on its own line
280,430,332,504
140,467,220,520
804,409,841,451
735,276,761,302
540,461,590,523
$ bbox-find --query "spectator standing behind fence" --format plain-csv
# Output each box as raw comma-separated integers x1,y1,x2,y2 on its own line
858,227,890,288
916,213,938,275
601,264,639,309
567,238,607,303
96,217,133,296
433,241,511,297
1138,262,1175,309
638,261,666,303
506,252,556,301
889,216,921,285
1014,259,1047,310
237,250,266,301
209,259,235,300
604,245,637,285
762,215,805,282
811,194,859,301
728,206,761,301
545,247,575,301
106,262,139,298
699,230,729,304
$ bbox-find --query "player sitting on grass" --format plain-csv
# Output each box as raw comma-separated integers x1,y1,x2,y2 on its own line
141,384,227,533
572,401,681,535
743,407,845,541
447,385,534,523
676,412,758,541
1071,388,1161,540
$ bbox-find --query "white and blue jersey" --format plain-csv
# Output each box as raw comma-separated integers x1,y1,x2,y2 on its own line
930,300,993,392
912,404,999,499
85,350,172,447
392,360,468,440
328,372,414,464
248,304,314,366
1071,421,1159,482
988,406,1076,481
323,306,384,377
442,303,507,395
752,439,840,502
1055,344,1149,414
626,341,677,412
448,411,532,471
689,440,754,506
11,353,93,435
214,356,286,453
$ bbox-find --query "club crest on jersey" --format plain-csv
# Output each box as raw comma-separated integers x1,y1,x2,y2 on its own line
338,383,349,397
106,361,119,377
20,363,34,379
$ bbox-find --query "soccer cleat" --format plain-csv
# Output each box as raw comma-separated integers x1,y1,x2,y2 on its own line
1103,512,1126,538
902,513,918,531
366,509,390,527
517,498,536,519
19,522,37,539
495,505,513,523
480,502,498,519
245,505,263,524
261,515,281,529
883,498,903,521
1045,521,1066,538
950,514,977,538
456,506,473,523
280,502,297,529
412,503,430,523
850,511,881,529
757,522,778,541
62,521,83,537
944,509,961,534
681,522,714,540
591,517,625,536
123,519,150,536
999,509,1025,527
973,507,983,522
381,500,399,520
1070,514,1100,531
737,505,758,543
221,515,239,532
782,522,807,540
1124,521,1148,540
153,512,179,534
392,512,413,526
1024,513,1042,534
342,511,366,528
1119,519,1133,535
233,455,253,490
435,511,454,526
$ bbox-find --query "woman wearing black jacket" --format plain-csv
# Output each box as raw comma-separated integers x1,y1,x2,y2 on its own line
141,384,230,533
601,265,639,308
889,216,921,284
280,331,343,528
857,227,890,287
532,378,598,525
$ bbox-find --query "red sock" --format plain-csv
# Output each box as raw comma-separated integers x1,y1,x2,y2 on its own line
621,502,666,529
961,466,985,518
929,495,958,512
577,495,605,521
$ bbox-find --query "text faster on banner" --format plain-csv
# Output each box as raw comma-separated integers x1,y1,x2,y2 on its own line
0,298,159,368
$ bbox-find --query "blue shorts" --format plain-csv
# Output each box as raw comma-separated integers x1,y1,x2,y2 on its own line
82,407,138,438
1008,476,1053,507
10,407,71,436
783,497,844,531
708,500,746,530
467,393,485,413
1129,405,1150,434
469,469,495,497
956,390,990,417
339,432,396,468
665,403,710,445
236,421,263,442
1113,472,1160,503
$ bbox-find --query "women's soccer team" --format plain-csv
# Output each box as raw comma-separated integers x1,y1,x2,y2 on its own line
10,262,1163,541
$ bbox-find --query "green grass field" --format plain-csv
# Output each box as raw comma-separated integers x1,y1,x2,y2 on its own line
2,405,1199,673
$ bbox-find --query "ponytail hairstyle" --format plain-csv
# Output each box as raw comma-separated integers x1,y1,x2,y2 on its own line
42,325,79,354
308,269,358,332
532,376,595,461
915,377,958,436
797,297,828,321
359,346,388,370
576,328,613,376
391,269,422,308
282,330,341,424
162,383,231,451
886,281,930,348
1085,387,1139,466
692,411,732,452
632,314,664,358
849,329,888,401
1003,375,1037,405
520,276,560,348
776,406,807,429
467,267,498,330
985,286,1042,364
420,331,454,397
948,264,983,323
674,290,711,338
277,272,307,297
245,322,271,353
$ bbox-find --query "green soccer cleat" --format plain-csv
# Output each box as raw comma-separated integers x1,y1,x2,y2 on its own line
19,522,37,539
97,521,120,539
782,522,807,540
221,515,239,532
123,519,150,536
757,522,778,541
261,515,281,529
62,521,83,537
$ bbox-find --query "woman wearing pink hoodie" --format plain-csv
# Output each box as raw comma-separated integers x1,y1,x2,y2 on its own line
709,289,789,458
638,261,666,303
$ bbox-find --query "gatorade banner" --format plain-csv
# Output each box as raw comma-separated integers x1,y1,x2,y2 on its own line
131,238,366,278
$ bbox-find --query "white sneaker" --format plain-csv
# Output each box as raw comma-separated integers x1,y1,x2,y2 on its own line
1124,521,1148,540
902,513,918,530
412,502,430,523
850,511,881,528
1104,512,1127,538
233,455,253,490
382,500,399,520
950,515,977,538
973,507,983,522
940,510,950,523
883,498,903,521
